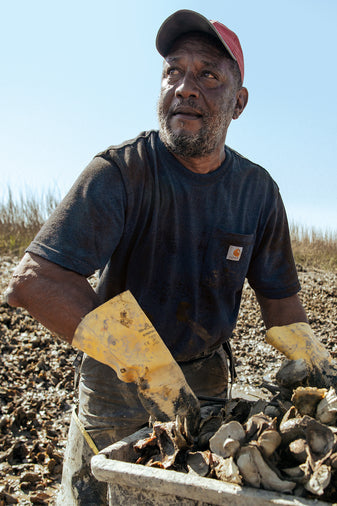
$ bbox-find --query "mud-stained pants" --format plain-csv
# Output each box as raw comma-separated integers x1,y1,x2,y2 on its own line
56,347,229,505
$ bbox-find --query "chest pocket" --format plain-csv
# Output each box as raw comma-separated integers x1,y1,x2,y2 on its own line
201,231,255,292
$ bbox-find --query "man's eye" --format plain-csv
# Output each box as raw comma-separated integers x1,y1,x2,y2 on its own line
203,71,217,79
167,68,179,76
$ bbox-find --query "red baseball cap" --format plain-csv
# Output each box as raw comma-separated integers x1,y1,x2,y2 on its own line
156,10,244,84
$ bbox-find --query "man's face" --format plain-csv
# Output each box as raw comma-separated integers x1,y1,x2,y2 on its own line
158,33,241,159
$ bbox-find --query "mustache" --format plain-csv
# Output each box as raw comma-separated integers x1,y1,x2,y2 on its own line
168,99,208,118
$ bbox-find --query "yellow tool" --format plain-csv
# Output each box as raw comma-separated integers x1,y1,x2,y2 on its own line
72,290,200,434
266,322,337,388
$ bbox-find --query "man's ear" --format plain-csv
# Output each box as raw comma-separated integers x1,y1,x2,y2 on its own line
232,87,248,120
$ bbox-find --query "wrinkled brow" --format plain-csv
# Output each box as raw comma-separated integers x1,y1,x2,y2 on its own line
165,56,224,72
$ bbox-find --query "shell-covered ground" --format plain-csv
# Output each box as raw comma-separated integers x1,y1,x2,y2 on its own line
0,256,336,504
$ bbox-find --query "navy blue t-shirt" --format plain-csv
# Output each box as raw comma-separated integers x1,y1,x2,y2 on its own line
27,130,300,361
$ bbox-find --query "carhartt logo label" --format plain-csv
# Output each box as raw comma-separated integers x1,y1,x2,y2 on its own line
226,245,243,261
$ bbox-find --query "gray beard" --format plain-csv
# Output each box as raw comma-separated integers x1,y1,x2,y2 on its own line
158,99,232,159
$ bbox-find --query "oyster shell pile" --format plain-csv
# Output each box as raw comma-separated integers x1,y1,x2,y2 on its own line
133,386,337,501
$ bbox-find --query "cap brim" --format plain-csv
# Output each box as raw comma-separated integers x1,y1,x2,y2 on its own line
156,9,235,61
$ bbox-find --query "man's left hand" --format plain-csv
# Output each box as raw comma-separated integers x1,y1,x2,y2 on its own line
266,322,337,389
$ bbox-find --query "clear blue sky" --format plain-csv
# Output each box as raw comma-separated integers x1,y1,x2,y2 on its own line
1,0,336,231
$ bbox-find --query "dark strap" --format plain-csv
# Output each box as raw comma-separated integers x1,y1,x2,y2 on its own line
73,351,84,390
222,340,237,382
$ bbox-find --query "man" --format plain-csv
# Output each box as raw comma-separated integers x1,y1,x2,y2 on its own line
6,9,336,505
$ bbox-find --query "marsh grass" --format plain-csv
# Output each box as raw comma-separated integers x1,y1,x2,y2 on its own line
0,188,60,256
290,222,337,272
0,189,336,272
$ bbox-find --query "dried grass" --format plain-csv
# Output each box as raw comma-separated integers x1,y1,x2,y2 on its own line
0,187,60,256
290,222,337,272
0,189,336,272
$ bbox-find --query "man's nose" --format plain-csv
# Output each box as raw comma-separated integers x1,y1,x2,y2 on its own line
175,73,199,99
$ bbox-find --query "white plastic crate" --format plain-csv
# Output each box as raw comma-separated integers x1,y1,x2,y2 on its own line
91,426,331,506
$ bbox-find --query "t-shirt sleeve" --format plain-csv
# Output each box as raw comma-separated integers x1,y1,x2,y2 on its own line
247,185,300,299
26,155,127,277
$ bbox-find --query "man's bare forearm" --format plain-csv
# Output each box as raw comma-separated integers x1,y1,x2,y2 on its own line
5,252,99,344
256,292,308,330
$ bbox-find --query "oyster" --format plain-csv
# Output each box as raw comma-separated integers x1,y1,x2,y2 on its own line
316,387,337,425
304,464,331,496
197,412,223,449
288,438,308,464
213,455,242,485
186,450,210,477
305,419,335,459
256,429,282,459
209,421,245,458
236,446,261,488
276,358,310,388
279,410,311,445
134,419,191,469
291,386,327,417
237,445,295,493
282,466,305,479
244,413,276,441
